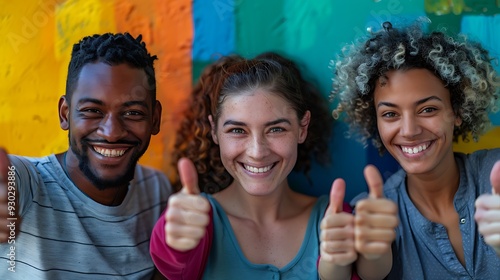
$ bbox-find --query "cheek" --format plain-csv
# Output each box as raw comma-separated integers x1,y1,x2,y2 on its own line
377,120,390,142
129,124,151,138
217,137,241,158
272,139,298,158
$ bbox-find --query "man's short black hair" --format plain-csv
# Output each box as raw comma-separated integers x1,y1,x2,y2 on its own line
65,32,158,105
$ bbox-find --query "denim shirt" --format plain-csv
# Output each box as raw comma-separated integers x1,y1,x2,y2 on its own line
384,150,500,279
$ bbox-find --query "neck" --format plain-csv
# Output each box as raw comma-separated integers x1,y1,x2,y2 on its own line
57,151,128,206
406,157,460,214
215,182,294,224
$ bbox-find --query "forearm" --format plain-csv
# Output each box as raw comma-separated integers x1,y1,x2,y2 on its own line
355,251,392,280
150,207,214,279
318,259,352,280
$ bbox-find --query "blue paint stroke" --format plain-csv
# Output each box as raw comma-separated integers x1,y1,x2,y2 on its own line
193,0,235,61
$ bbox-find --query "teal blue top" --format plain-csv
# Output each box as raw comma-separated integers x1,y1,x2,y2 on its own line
202,193,329,280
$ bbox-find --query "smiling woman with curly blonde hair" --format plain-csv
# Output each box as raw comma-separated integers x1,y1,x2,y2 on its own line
331,19,499,153
329,18,500,279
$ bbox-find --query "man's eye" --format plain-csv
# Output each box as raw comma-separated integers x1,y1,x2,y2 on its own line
79,108,101,115
125,111,143,116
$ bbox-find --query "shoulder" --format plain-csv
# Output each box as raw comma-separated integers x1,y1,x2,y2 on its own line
8,154,53,179
455,148,500,174
134,164,173,192
383,168,406,199
456,148,500,164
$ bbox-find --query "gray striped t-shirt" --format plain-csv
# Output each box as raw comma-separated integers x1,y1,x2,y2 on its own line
0,154,172,279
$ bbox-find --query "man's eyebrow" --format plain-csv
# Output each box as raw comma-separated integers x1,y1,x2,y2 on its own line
76,98,104,106
123,100,149,108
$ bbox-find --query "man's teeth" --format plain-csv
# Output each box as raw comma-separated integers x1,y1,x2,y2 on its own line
93,147,126,157
244,164,273,173
401,144,428,154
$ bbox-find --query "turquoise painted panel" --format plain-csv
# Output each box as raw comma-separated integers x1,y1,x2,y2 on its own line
193,0,427,201
235,0,286,57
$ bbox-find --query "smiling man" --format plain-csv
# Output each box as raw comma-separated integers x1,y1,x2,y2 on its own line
0,33,172,279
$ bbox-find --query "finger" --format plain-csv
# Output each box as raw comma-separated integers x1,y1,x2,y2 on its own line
178,158,200,195
166,235,201,251
169,194,210,212
475,193,500,211
355,212,399,229
327,178,346,214
355,199,398,215
321,212,354,229
166,206,210,227
321,226,354,241
364,164,384,199
355,227,396,243
166,223,207,240
491,161,500,195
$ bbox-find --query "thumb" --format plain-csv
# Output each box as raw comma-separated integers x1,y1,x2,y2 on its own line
327,178,346,214
178,157,200,195
364,164,384,199
491,161,500,195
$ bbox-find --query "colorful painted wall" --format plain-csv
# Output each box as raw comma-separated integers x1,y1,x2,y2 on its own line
2,0,499,201
0,0,193,180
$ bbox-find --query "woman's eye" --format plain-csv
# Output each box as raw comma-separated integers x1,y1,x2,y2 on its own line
381,112,396,118
269,127,284,133
230,128,245,134
421,107,437,113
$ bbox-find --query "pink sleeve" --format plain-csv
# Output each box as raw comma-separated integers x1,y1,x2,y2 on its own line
150,206,214,280
342,202,352,213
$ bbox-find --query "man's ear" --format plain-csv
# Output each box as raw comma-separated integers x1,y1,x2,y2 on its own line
151,100,162,135
208,115,218,145
298,110,310,144
59,96,70,130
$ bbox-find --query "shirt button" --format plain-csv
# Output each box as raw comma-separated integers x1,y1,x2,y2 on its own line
460,218,466,224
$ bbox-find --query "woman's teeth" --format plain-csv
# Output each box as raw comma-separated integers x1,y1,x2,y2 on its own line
401,144,428,155
244,164,273,173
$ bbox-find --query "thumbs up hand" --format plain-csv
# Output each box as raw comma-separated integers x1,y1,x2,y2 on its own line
165,158,211,251
354,165,398,260
320,178,357,266
475,161,500,255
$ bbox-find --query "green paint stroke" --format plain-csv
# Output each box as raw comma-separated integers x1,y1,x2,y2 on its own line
284,0,333,51
235,0,286,57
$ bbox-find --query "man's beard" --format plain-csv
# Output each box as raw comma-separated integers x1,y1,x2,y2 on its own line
70,138,146,190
